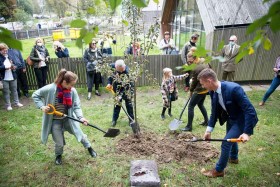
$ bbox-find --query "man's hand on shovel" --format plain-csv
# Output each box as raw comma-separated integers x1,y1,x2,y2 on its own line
238,133,250,143
203,131,211,141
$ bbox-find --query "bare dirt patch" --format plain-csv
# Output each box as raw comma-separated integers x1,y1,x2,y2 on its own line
116,131,219,164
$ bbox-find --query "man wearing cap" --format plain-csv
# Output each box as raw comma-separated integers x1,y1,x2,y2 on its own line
159,31,175,55
106,59,134,127
180,33,200,92
221,35,241,82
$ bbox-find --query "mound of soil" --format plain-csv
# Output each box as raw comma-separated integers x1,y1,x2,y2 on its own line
116,131,219,164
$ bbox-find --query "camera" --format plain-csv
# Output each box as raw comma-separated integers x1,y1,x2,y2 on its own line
57,47,61,51
277,69,280,78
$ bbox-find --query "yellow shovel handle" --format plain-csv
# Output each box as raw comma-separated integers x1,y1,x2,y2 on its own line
105,85,115,95
227,138,244,142
47,104,64,117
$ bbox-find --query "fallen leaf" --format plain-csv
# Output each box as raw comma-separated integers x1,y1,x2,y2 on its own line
276,173,280,176
201,168,206,173
257,148,264,151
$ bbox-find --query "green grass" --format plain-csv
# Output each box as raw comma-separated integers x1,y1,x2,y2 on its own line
20,35,161,59
0,87,280,186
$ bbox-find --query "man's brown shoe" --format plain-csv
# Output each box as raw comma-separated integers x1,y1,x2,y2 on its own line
229,158,239,164
202,169,224,178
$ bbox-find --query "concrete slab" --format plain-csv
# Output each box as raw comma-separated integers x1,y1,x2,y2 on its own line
130,160,160,187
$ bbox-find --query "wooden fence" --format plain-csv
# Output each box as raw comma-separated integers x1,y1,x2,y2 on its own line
25,54,276,90
25,55,183,90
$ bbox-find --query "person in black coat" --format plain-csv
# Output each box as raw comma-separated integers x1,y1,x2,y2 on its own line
8,48,29,97
106,59,134,127
29,38,50,88
83,40,103,100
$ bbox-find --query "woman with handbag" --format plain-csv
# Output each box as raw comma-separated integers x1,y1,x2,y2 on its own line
160,67,188,120
259,55,280,106
29,38,50,88
83,40,103,100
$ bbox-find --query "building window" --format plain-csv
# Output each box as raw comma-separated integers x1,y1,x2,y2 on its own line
171,0,205,50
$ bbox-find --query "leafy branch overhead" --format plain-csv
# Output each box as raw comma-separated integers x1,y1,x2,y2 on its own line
235,0,279,63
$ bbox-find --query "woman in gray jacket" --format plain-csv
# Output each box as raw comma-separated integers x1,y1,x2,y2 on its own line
32,69,97,165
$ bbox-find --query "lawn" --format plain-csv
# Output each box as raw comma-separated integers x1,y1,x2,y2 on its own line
0,87,279,186
19,35,162,59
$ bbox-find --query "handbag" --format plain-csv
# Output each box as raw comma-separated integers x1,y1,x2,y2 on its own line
26,49,40,66
170,91,178,101
26,56,34,66
277,70,280,78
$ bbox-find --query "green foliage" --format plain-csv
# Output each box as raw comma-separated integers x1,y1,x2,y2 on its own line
45,0,68,18
17,0,33,15
0,0,16,19
0,27,22,50
178,63,197,71
121,20,129,26
87,7,96,14
131,0,147,8
217,40,225,51
109,0,122,10
263,36,272,50
153,0,159,4
193,46,209,58
247,1,280,34
13,8,31,24
70,19,87,28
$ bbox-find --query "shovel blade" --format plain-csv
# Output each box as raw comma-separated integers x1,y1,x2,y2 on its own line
169,119,183,130
130,122,140,134
103,128,120,138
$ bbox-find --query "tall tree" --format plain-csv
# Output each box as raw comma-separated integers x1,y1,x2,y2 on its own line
17,0,33,15
0,0,17,19
45,0,67,18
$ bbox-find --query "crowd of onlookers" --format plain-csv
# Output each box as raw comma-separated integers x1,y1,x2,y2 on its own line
0,31,279,112
1,31,280,178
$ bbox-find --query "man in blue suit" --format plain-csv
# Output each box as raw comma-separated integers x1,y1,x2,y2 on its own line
197,68,258,178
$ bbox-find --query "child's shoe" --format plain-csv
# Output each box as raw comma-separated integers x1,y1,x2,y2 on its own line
161,114,165,120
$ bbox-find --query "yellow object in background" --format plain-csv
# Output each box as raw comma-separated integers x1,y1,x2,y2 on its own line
52,30,65,41
69,28,81,39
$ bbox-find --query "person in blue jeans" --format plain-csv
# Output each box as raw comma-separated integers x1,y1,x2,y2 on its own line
197,68,258,178
259,56,280,106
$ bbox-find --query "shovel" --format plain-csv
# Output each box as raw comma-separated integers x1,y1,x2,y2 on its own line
106,86,140,136
169,96,191,130
190,137,244,142
47,104,120,138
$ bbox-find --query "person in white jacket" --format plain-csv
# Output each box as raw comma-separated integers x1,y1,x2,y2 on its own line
159,31,175,55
